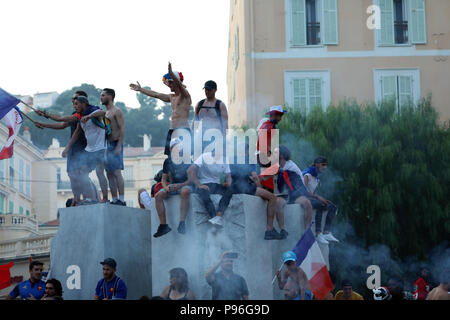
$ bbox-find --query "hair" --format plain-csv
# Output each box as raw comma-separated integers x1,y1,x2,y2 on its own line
278,145,291,161
103,88,116,101
314,156,328,165
29,260,44,271
74,90,88,98
341,279,352,287
139,295,150,300
66,198,74,207
169,267,189,293
46,278,63,297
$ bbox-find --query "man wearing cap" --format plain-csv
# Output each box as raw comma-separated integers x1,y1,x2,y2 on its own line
95,258,127,300
153,138,193,237
62,96,107,204
130,62,192,157
257,106,287,168
192,80,228,155
276,251,311,300
302,157,339,244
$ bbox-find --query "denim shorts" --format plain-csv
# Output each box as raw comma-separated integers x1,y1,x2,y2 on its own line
105,140,124,172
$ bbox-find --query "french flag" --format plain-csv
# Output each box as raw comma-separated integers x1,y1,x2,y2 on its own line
293,226,334,300
0,88,23,160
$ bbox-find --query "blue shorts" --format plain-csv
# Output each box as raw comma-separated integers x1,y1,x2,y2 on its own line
67,148,86,173
84,149,105,173
105,141,124,172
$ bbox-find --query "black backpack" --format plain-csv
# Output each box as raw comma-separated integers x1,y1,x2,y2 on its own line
195,99,224,133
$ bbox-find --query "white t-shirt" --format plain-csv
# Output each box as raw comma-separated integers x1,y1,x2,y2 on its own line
80,106,106,152
194,152,231,185
281,160,303,177
303,173,320,194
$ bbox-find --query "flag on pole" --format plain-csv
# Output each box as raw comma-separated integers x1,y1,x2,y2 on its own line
0,262,15,290
292,226,334,300
0,88,23,160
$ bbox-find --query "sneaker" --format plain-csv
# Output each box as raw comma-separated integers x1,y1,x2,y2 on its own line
177,221,186,234
316,233,329,244
153,224,171,238
279,229,289,239
264,228,282,240
100,199,110,204
323,232,339,242
208,216,224,227
112,199,127,206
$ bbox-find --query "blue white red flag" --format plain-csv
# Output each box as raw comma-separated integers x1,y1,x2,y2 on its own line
292,226,334,300
0,88,23,160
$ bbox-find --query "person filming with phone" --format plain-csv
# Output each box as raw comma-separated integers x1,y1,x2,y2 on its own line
205,251,249,300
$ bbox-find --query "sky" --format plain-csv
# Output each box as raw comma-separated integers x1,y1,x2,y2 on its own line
0,0,230,109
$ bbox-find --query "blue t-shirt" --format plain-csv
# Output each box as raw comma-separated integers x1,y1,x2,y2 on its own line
95,275,127,300
9,279,46,300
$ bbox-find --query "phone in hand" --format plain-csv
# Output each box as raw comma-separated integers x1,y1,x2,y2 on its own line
225,252,238,259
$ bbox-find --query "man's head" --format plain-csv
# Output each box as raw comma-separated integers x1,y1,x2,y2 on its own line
341,279,353,299
314,157,328,173
221,257,234,273
100,258,117,280
45,279,63,297
101,88,115,105
74,96,89,114
283,251,297,271
266,106,287,124
278,145,291,165
29,261,44,282
170,138,183,160
162,72,184,92
72,90,88,108
419,267,429,279
203,80,217,100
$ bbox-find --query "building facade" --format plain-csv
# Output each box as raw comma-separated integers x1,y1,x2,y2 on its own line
227,0,450,127
33,91,59,109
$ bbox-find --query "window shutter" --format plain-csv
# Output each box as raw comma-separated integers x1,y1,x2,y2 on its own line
381,76,397,102
322,0,339,45
409,0,427,44
398,76,413,108
293,78,308,113
291,0,307,46
379,0,395,45
308,78,323,110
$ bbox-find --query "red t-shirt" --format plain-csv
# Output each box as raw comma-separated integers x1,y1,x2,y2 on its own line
257,120,276,154
413,277,429,300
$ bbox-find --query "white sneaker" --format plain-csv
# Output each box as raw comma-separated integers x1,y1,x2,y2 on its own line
323,232,339,242
209,216,224,227
316,233,329,244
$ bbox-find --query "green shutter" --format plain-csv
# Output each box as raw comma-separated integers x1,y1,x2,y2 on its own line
398,76,413,108
26,209,30,216
291,0,307,46
322,0,339,45
381,76,397,102
379,0,395,45
8,200,13,214
309,78,323,110
19,206,23,215
293,78,307,113
409,0,427,44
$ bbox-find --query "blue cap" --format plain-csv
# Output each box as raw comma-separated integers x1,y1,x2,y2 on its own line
283,251,297,263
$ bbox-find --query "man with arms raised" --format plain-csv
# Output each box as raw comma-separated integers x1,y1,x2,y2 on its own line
130,62,192,157
101,88,126,206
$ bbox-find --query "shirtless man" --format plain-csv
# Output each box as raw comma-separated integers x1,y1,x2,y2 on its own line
426,272,450,300
276,251,311,300
101,88,126,206
130,62,192,159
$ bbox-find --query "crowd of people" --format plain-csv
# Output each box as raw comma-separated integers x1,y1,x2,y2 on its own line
14,63,446,301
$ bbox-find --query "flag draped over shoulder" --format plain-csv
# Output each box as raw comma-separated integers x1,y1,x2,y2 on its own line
292,227,334,300
0,262,14,290
0,88,23,160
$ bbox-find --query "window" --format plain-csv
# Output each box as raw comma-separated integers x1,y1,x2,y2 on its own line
285,71,331,114
26,209,30,216
374,69,421,110
9,156,14,188
8,200,13,214
124,166,134,188
25,163,31,196
378,0,426,46
19,206,23,215
19,158,24,193
287,0,338,47
0,194,4,214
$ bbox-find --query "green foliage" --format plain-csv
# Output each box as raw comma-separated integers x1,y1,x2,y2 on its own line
278,97,450,259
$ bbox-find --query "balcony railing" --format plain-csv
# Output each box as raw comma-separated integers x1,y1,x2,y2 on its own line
0,214,38,231
0,234,53,259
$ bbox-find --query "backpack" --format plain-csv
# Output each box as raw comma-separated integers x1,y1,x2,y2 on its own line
195,99,224,133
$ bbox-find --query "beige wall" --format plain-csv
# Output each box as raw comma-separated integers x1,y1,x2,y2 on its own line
31,161,58,223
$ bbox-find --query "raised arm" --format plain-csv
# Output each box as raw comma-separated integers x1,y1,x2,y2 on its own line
37,110,79,123
130,81,171,102
205,252,228,284
34,121,70,130
168,62,190,98
80,109,106,123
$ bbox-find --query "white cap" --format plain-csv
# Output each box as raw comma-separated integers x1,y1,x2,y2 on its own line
266,105,288,115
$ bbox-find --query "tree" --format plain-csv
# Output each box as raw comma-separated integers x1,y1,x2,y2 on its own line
278,97,450,260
